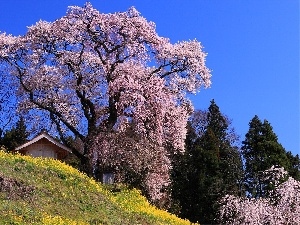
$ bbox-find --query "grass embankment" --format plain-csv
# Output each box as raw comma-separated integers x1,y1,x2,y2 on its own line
0,151,197,225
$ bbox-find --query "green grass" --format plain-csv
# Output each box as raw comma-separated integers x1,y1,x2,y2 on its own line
0,150,197,225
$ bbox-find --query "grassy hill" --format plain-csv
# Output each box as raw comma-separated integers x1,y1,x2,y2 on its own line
0,150,197,225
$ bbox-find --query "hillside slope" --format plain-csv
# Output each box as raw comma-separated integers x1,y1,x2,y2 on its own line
0,151,197,225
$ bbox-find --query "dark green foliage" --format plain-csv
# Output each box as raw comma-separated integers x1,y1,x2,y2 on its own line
286,152,300,181
0,117,29,151
171,100,243,224
241,115,292,198
171,123,218,223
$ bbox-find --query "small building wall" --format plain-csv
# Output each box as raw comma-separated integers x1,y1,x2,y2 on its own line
19,139,68,160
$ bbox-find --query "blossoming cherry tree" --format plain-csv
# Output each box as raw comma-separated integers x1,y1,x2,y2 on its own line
0,3,211,202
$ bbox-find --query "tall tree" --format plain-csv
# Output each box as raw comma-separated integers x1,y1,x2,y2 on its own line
171,100,243,224
0,3,211,203
199,100,243,223
242,115,291,198
171,121,222,222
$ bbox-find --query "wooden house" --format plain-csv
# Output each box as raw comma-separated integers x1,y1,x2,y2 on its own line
15,132,72,160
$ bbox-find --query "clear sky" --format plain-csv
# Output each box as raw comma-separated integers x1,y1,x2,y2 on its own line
0,1,299,155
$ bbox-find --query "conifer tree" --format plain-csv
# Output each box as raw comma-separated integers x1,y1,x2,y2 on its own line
286,152,300,181
170,122,203,219
198,100,243,223
205,100,243,195
242,115,290,198
171,100,243,224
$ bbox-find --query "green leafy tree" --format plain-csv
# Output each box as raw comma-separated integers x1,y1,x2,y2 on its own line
1,117,29,151
242,115,291,198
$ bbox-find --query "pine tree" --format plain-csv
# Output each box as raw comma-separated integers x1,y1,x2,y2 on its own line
206,100,228,143
205,100,243,195
170,122,203,220
171,100,243,224
198,100,243,223
242,115,291,198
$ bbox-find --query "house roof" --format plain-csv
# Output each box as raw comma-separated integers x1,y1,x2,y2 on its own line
15,132,72,153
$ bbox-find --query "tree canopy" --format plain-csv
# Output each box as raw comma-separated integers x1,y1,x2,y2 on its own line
171,100,243,224
242,115,291,198
0,3,211,202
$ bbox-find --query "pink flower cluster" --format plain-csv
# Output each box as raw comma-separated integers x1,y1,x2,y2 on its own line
219,166,300,224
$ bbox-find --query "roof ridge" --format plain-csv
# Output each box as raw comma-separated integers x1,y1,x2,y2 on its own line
15,132,72,153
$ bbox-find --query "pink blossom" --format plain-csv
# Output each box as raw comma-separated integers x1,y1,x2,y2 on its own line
219,167,300,224
0,3,211,203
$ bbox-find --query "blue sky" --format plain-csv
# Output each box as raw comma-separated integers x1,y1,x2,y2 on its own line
0,1,299,155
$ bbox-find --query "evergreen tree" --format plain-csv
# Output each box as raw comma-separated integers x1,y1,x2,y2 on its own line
170,122,203,220
206,101,244,194
1,116,29,151
286,151,300,181
171,100,243,224
198,100,243,223
242,115,291,198
206,100,227,142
